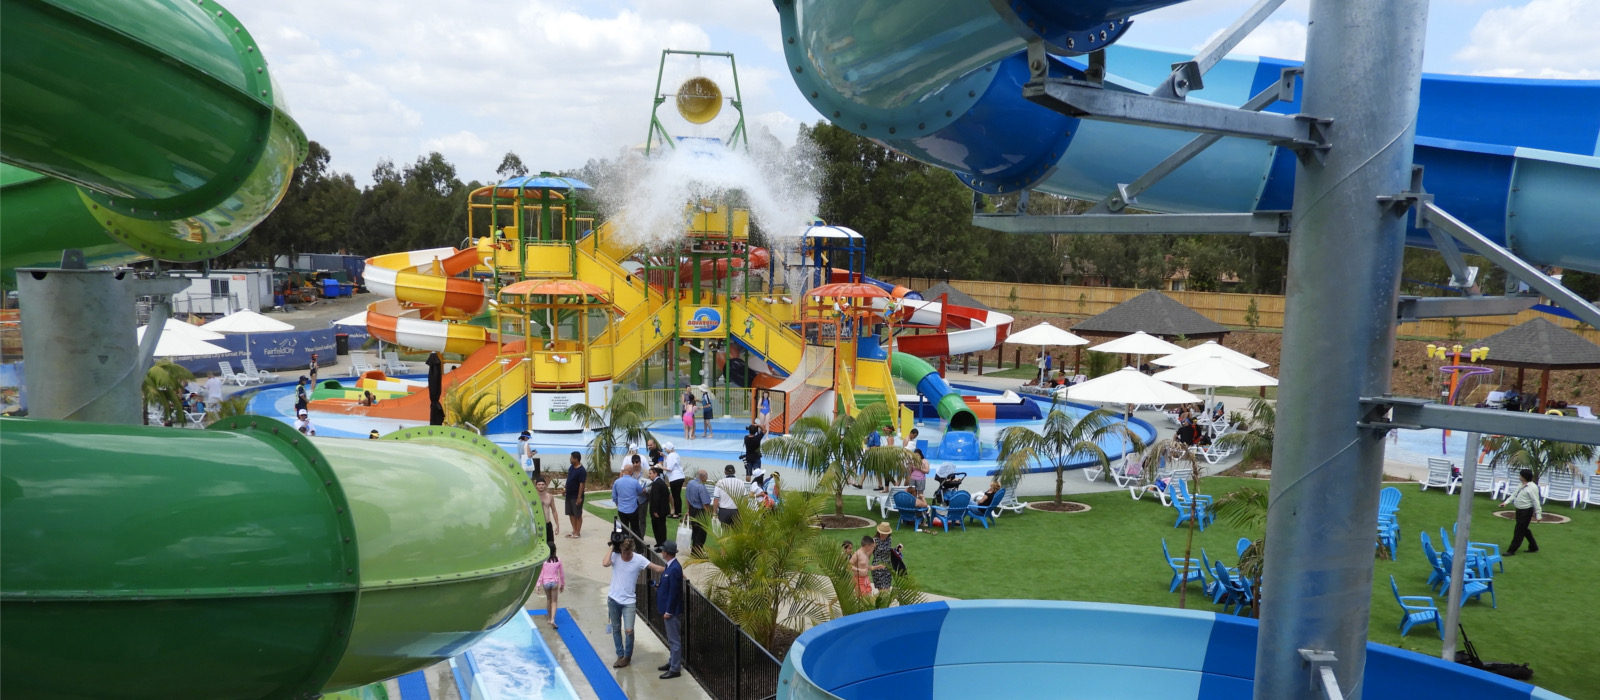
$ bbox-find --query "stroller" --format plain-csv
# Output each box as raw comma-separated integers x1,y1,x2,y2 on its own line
1454,624,1533,681
934,470,967,505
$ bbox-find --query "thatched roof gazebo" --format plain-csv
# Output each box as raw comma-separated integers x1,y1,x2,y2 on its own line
1072,290,1228,340
1474,317,1600,411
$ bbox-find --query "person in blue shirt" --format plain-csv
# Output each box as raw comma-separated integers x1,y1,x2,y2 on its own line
611,457,645,544
684,469,712,554
656,541,685,679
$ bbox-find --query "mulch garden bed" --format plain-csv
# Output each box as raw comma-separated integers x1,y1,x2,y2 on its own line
817,514,876,529
1491,510,1571,524
1026,501,1092,513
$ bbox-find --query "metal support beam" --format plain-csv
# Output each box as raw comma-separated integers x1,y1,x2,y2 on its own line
1094,69,1300,212
1152,0,1291,99
1359,397,1600,445
1395,295,1537,322
1416,201,1600,331
973,211,1290,236
1023,78,1330,154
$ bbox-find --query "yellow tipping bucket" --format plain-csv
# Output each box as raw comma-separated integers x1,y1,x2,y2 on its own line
676,76,722,124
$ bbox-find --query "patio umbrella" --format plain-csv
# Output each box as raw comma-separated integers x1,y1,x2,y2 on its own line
1151,340,1267,369
331,310,368,328
1151,355,1279,389
138,318,226,342
201,310,294,363
1087,331,1184,356
1006,321,1089,381
148,334,230,358
1066,367,1200,406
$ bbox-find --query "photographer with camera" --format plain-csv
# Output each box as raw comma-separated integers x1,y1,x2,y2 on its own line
743,423,766,478
601,520,663,669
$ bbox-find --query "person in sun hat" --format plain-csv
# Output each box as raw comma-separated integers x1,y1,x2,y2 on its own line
517,431,538,476
871,522,895,591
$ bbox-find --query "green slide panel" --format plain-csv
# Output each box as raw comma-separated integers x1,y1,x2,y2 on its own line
0,0,307,272
0,417,546,698
889,351,979,433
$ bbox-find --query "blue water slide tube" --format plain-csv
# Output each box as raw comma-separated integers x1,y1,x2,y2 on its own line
776,1,1600,273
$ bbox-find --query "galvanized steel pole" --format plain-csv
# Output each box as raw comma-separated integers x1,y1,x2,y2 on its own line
1255,0,1430,697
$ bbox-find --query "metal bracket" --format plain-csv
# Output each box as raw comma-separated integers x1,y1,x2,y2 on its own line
1360,397,1600,445
1415,200,1600,331
1094,68,1301,213
1298,649,1342,700
1152,0,1290,99
1023,78,1331,155
973,211,1290,236
1395,295,1536,323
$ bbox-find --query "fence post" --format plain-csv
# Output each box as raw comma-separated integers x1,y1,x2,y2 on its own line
735,623,743,700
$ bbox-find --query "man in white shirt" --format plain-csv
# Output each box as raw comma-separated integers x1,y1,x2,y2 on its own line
293,409,315,436
204,375,223,410
663,442,685,518
712,464,745,525
600,537,663,668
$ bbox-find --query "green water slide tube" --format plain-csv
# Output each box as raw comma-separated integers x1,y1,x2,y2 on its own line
0,0,307,278
0,418,548,698
890,351,978,433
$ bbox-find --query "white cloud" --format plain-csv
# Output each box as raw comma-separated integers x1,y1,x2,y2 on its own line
1197,19,1307,61
1453,0,1600,78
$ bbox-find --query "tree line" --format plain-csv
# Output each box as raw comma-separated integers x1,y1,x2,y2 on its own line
222,127,1596,302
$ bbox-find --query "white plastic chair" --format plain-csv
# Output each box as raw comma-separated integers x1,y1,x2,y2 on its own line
1421,459,1455,491
1545,469,1577,507
185,408,207,428
1082,459,1106,482
1470,463,1496,495
218,361,255,387
1111,454,1144,488
350,354,376,376
1575,405,1596,420
383,351,412,374
1582,474,1600,509
240,358,273,383
1489,465,1512,499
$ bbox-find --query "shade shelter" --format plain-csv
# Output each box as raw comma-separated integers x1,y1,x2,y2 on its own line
200,310,294,363
1152,355,1279,410
1472,317,1600,411
1001,322,1088,382
1152,340,1267,369
138,318,226,343
1072,289,1228,341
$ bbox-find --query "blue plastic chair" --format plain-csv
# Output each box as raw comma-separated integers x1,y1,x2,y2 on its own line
1447,524,1503,574
1236,537,1252,558
1420,532,1449,592
1389,575,1442,638
964,487,1003,528
1437,526,1491,578
892,490,926,531
1212,561,1252,615
930,491,970,533
1171,480,1214,531
1378,486,1402,516
1162,539,1205,593
1200,549,1238,604
1377,513,1401,560
1437,550,1498,608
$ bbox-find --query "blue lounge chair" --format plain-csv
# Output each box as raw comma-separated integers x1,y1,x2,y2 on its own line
1378,486,1402,516
892,490,926,531
1162,538,1205,593
930,491,970,533
1436,527,1492,579
1389,575,1442,638
964,487,1004,528
1447,524,1503,574
1211,561,1252,615
1420,532,1449,592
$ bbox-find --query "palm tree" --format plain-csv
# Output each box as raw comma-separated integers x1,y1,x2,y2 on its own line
692,491,835,651
1215,397,1275,468
1483,435,1597,482
142,361,195,425
762,402,907,518
568,387,657,481
1213,485,1268,617
442,384,498,433
996,407,1139,505
808,537,925,616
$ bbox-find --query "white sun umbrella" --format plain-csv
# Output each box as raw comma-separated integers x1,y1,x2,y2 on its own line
148,333,230,358
1151,340,1267,369
331,309,368,328
1087,331,1184,356
137,318,226,342
201,310,294,362
1066,367,1201,406
1151,355,1278,388
1006,322,1089,347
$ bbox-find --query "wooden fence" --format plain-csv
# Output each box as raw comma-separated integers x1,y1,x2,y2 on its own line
887,278,1600,344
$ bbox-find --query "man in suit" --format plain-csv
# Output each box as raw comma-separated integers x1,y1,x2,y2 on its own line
656,541,685,679
647,466,671,550
684,469,712,555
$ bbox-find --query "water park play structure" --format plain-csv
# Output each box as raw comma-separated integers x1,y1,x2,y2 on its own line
1,0,548,696
776,0,1597,698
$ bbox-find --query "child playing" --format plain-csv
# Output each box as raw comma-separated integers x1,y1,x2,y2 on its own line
537,548,565,628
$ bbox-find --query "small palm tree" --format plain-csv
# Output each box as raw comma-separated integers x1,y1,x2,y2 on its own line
809,537,925,616
1213,486,1268,617
213,395,252,420
693,491,834,651
996,407,1139,505
1215,397,1275,468
762,402,906,518
1483,435,1596,482
443,384,498,433
142,361,195,425
569,387,656,481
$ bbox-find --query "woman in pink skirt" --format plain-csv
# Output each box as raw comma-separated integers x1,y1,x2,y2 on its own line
537,548,565,627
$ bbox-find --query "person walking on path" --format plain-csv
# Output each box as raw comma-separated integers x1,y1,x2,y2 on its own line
1500,468,1542,555
685,470,711,554
564,451,587,539
601,538,662,669
700,389,715,439
664,442,685,517
871,522,895,591
713,464,744,525
647,466,671,550
656,541,685,679
537,547,565,628
536,478,559,537
612,459,645,542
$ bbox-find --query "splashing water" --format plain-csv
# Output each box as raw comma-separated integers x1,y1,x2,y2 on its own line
598,135,820,257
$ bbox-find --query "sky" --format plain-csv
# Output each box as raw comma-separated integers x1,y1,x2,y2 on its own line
229,0,1599,187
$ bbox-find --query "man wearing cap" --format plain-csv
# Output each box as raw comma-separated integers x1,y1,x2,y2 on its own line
656,540,685,679
294,377,310,414
684,470,712,554
663,442,685,518
713,464,745,525
611,458,645,544
564,451,587,539
293,409,316,436
368,429,381,440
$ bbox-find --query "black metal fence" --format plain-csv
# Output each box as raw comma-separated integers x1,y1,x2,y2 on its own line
624,523,780,700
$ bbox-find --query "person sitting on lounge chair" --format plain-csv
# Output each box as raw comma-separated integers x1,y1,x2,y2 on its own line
973,481,1001,506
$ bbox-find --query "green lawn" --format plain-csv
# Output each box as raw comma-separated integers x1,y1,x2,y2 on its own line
787,479,1597,698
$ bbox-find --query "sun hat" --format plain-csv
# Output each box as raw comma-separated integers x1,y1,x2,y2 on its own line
875,522,892,536
663,442,675,452
297,409,308,417
627,443,638,452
